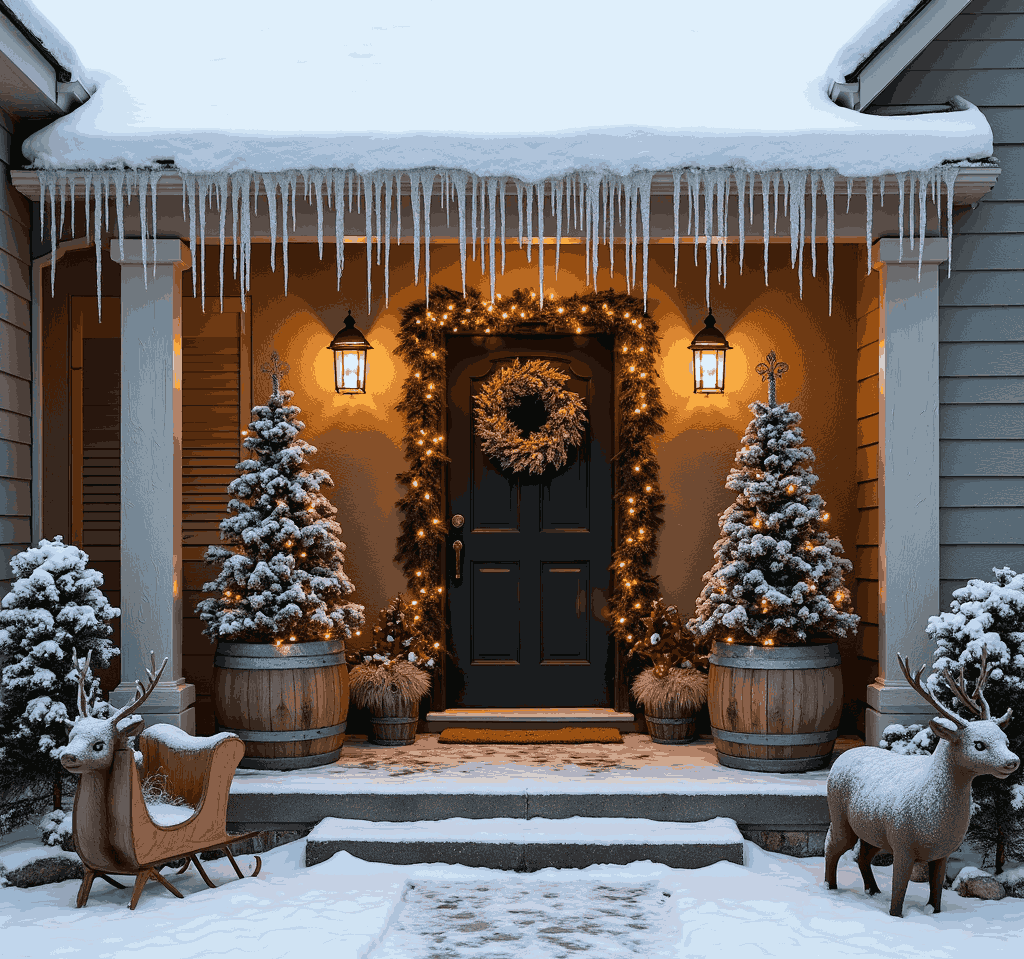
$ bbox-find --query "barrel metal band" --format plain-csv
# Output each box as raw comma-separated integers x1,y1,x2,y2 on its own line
214,653,343,670
645,717,695,725
708,654,840,670
217,721,347,743
372,716,418,725
711,728,838,745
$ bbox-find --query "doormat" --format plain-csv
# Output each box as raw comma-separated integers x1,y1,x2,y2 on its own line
366,879,676,959
438,727,623,745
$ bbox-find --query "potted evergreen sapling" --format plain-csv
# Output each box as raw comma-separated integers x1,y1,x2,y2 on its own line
687,352,860,772
196,355,365,769
629,598,709,744
348,594,440,746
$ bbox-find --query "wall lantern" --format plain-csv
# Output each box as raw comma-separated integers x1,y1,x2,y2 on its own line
328,310,373,394
688,311,732,394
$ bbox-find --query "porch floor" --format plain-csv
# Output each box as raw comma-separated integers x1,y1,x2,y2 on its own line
225,733,866,856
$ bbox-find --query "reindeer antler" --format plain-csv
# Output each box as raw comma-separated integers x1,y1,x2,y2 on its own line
110,650,168,725
897,654,969,729
939,647,1013,728
64,647,101,730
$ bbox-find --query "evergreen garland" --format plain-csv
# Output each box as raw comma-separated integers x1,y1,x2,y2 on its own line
395,286,666,663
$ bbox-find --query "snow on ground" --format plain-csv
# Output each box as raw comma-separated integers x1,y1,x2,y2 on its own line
23,0,992,176
1,837,1021,959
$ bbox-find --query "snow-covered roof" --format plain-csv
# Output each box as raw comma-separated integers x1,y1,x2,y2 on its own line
2,0,87,83
23,0,992,177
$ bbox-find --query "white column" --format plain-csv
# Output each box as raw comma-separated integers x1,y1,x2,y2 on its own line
864,237,948,747
108,239,195,732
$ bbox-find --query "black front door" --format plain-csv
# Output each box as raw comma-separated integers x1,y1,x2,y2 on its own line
446,335,614,707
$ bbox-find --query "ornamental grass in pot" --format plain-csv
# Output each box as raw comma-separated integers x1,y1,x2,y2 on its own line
348,594,441,746
628,598,710,745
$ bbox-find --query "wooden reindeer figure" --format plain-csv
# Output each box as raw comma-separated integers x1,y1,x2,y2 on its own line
824,648,1019,917
61,648,261,909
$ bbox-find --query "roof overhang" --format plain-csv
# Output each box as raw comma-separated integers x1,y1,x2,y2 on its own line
0,3,88,120
829,0,972,111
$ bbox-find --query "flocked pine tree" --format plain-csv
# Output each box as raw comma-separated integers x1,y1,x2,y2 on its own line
197,354,365,646
0,537,119,834
879,567,1024,875
687,352,860,647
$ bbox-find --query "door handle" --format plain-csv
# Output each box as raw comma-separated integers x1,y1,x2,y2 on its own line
453,539,463,581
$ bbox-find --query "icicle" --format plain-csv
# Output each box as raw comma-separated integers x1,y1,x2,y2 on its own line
92,173,103,320
809,170,818,278
112,170,127,290
373,174,383,266
917,170,928,281
864,176,873,276
470,174,479,264
715,170,728,288
735,169,747,275
761,172,771,285
702,170,713,307
487,177,498,301
138,173,148,288
636,171,652,311
672,170,681,286
148,171,160,281
361,173,373,310
608,179,618,280
896,173,905,261
183,173,198,297
908,171,916,253
409,171,422,286
941,164,958,277
773,172,781,234
687,169,700,268
846,176,853,214
216,173,228,311
589,174,602,291
879,173,886,207
332,171,346,292
499,176,507,276
451,171,469,293
602,178,611,278
783,170,807,297
198,174,211,310
553,177,562,279
39,170,56,295
536,182,545,302
383,174,393,306
822,170,835,315
309,170,325,261
423,171,433,302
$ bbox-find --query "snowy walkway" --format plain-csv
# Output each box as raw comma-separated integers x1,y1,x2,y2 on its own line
2,837,1021,959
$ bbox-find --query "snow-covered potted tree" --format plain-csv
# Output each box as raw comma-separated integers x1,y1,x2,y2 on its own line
687,352,860,772
348,594,441,746
0,537,119,851
628,598,709,744
196,354,365,769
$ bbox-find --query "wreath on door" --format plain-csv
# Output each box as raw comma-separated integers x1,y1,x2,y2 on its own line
475,358,588,475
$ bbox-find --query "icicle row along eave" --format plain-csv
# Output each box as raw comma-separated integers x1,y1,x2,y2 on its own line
34,163,969,319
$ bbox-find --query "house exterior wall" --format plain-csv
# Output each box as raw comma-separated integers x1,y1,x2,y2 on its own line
870,0,1024,618
0,106,33,599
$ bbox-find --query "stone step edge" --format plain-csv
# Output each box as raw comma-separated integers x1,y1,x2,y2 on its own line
425,710,636,732
307,815,743,845
305,816,745,869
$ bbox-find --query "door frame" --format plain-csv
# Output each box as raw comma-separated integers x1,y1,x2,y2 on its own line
436,328,626,713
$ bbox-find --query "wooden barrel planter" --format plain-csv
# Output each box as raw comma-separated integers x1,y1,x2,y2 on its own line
645,703,699,745
213,639,349,770
708,640,842,772
369,710,418,747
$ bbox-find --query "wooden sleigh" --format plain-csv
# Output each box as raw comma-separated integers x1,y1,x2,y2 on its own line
61,650,262,909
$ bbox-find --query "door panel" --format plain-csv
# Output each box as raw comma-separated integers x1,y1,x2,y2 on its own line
446,335,613,707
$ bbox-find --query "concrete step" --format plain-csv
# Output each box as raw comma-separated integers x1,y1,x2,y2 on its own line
304,815,744,871
425,708,636,733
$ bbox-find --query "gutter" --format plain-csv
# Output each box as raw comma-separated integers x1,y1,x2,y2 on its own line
829,0,972,112
31,236,91,544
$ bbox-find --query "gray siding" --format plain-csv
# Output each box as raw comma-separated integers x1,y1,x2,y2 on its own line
873,0,1024,612
0,108,32,596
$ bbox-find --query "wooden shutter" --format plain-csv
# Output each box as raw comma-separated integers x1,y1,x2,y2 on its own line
71,297,251,733
182,299,251,734
70,298,122,692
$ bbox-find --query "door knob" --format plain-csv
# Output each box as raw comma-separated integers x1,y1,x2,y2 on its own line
453,539,464,581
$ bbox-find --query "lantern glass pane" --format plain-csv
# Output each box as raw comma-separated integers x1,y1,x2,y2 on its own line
334,348,366,393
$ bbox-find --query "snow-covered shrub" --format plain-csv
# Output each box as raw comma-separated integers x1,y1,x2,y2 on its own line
0,537,119,835
878,722,934,755
38,808,74,852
